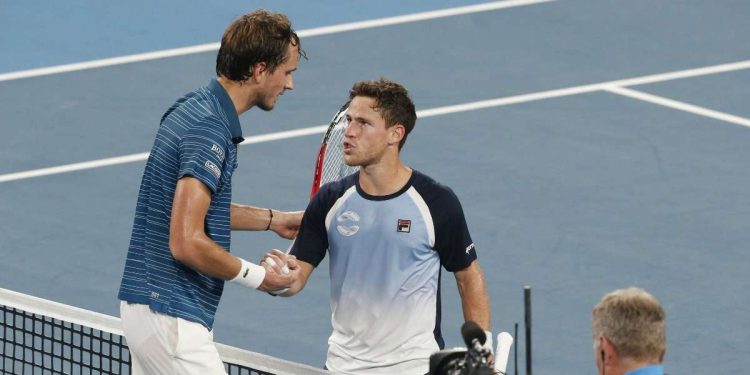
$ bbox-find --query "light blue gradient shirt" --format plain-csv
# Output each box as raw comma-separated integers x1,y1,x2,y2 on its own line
292,171,477,375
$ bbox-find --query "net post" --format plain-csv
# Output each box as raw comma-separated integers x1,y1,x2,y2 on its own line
524,286,531,375
514,322,519,375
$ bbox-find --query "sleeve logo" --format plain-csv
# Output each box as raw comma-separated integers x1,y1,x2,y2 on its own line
465,243,476,254
204,160,221,178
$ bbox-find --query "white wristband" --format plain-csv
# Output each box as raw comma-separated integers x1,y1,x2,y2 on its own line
483,330,494,355
230,258,266,290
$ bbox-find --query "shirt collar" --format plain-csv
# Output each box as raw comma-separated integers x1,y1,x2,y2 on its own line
626,365,664,375
207,78,244,144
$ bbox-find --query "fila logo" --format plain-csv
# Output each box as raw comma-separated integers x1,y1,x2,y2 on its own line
465,243,476,254
336,210,360,236
397,219,411,233
211,143,225,161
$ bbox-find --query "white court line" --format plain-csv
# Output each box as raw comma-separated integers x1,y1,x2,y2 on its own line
2,58,749,183
418,60,750,117
0,0,553,82
604,86,750,128
0,126,329,183
297,0,554,37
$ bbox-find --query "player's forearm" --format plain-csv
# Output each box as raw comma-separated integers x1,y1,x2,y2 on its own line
169,232,241,280
230,203,274,231
455,262,492,330
460,289,491,330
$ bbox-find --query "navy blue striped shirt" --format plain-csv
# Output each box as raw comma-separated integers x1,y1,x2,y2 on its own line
118,79,243,329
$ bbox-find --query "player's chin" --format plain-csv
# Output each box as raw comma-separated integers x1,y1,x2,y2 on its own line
343,155,360,167
257,98,278,111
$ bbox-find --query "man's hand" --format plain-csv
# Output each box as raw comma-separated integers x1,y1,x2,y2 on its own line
270,210,303,239
258,249,299,292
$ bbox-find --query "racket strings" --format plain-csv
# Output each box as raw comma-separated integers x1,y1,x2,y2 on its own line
320,114,358,186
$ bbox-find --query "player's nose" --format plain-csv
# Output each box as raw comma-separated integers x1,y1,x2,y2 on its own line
285,76,294,91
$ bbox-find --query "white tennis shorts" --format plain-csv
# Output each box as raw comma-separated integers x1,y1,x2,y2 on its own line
120,301,226,375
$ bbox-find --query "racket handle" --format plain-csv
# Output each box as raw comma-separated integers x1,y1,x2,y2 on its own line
495,332,514,374
285,240,295,254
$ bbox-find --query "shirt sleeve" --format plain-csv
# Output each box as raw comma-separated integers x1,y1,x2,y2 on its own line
433,187,477,272
290,188,331,267
177,124,230,194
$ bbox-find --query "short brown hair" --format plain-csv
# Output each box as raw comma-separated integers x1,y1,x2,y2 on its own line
349,78,417,150
216,9,306,81
592,287,666,363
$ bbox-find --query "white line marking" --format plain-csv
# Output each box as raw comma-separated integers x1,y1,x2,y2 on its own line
239,125,329,145
297,0,555,37
418,60,750,118
604,86,750,128
0,127,328,183
0,153,150,183
0,44,221,82
2,59,749,183
0,0,554,82
605,60,750,88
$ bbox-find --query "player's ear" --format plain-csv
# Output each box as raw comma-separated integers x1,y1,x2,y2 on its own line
388,124,405,146
251,62,268,82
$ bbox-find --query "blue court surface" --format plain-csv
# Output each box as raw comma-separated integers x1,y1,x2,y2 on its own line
1,1,749,373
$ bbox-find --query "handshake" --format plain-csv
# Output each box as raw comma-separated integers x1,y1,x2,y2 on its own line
229,249,300,295
258,249,300,296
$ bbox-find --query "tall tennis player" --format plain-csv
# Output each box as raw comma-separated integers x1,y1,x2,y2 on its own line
118,10,306,375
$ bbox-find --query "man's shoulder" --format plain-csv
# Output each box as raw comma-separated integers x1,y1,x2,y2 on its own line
410,170,459,202
162,86,226,128
315,173,358,203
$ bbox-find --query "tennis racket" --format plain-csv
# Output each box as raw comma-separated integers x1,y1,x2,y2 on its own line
309,100,359,197
265,101,358,274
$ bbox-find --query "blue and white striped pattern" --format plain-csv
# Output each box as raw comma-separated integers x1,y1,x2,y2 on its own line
118,79,243,329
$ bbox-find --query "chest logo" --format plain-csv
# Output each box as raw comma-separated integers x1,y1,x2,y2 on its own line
211,143,225,162
397,219,411,233
336,210,360,236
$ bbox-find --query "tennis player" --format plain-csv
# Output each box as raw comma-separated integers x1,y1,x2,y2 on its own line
266,79,492,374
592,287,667,375
118,10,305,375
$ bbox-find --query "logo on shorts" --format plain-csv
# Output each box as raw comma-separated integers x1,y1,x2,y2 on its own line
204,160,221,178
397,219,411,233
465,243,476,254
336,210,360,236
211,143,225,162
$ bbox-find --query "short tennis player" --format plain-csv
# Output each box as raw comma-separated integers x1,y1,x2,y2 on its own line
266,79,493,374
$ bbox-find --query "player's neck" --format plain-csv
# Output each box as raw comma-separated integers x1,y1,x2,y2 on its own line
359,161,412,196
217,76,255,115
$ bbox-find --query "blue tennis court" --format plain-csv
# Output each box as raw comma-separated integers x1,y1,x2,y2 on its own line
1,1,749,373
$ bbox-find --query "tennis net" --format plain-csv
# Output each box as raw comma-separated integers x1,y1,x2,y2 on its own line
0,287,328,375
